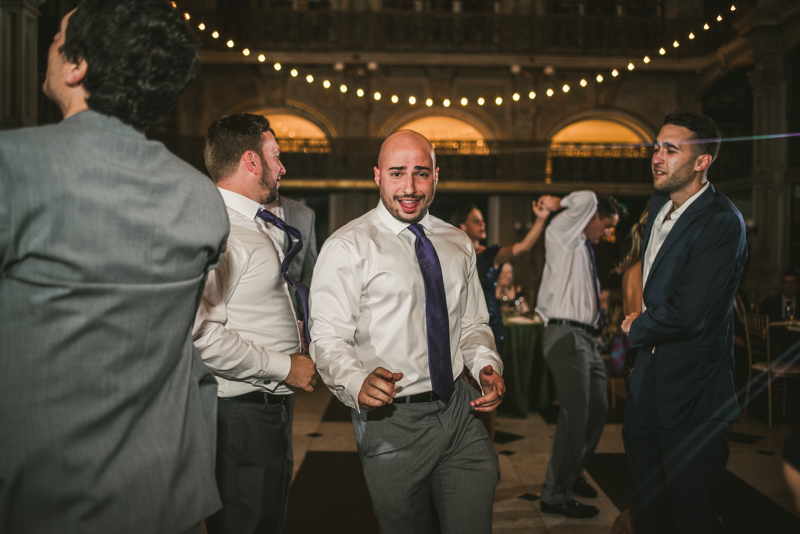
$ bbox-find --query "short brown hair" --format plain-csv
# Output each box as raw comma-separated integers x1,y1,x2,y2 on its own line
204,113,272,182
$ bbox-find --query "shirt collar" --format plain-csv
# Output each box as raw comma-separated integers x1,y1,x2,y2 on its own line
376,200,433,236
218,187,262,221
668,182,710,220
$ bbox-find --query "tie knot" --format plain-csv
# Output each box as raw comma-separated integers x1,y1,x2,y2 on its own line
408,224,425,239
257,208,278,224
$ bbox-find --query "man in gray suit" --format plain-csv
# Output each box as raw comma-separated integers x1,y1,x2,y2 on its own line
0,2,229,533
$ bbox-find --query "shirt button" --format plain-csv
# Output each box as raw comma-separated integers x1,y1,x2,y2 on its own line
264,380,271,385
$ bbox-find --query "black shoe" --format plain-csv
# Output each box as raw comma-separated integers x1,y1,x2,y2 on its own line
571,475,598,498
540,498,600,518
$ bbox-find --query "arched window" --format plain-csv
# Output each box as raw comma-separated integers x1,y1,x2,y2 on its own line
258,113,329,153
395,115,487,154
550,119,645,145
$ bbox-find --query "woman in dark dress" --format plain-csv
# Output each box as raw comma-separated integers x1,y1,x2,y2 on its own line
450,200,553,356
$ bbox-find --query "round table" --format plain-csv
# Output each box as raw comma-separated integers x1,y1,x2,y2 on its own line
498,320,550,418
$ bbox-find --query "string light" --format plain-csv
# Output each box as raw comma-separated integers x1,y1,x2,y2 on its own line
443,99,451,107
273,62,281,71
184,13,190,20
226,40,234,48
562,84,569,93
580,79,587,87
612,69,619,77
374,92,381,100
717,15,723,21
242,48,250,56
731,5,736,11
212,31,219,39
258,54,265,62
596,74,603,82
627,62,634,70
357,89,364,97
408,95,415,104
391,95,399,103
198,23,205,30
460,97,468,106
547,88,554,97
659,47,666,55
689,32,695,39
529,91,536,99
171,2,176,7
495,96,502,105
704,23,710,30
673,40,680,47
426,98,433,107
290,69,298,77
512,93,520,101
643,56,650,63
322,80,331,88
306,74,314,83
477,97,485,105
340,85,347,93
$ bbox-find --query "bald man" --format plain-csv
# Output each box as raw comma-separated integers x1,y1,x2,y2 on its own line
309,130,505,533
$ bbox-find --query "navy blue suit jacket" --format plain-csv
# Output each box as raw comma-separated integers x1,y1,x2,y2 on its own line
629,184,747,428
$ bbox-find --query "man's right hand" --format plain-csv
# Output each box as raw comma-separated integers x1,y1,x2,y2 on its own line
358,367,403,411
537,195,562,213
285,353,317,392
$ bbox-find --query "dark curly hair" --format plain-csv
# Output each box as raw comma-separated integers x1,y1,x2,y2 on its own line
204,114,274,183
663,112,722,162
61,0,199,131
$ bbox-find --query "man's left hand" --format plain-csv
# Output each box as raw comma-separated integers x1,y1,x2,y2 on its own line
471,365,505,412
621,313,639,335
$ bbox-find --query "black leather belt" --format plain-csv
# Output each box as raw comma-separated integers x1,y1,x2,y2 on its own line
548,318,596,334
394,390,443,404
222,391,289,405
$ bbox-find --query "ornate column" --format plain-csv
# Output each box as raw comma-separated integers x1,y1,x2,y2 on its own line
748,1,789,294
0,0,45,129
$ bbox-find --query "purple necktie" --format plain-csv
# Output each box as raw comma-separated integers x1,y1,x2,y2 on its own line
257,209,311,343
408,224,454,403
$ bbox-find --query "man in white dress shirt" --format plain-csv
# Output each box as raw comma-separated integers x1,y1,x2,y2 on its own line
535,191,623,518
194,113,318,534
309,130,505,534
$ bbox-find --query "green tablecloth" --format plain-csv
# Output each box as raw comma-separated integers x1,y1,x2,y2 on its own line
498,321,550,418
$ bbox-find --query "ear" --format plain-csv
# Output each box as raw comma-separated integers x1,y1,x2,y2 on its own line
433,167,439,185
64,58,88,87
241,150,260,176
694,153,713,173
459,223,467,232
373,166,381,187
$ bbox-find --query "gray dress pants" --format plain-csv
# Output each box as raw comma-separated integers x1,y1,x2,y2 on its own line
351,379,497,534
541,324,608,504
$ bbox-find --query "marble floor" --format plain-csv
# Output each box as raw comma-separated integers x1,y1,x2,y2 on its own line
283,378,800,533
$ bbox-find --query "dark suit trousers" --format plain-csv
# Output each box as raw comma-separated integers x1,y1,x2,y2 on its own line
622,358,732,534
206,396,291,534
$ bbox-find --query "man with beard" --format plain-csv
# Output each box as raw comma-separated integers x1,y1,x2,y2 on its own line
309,130,505,533
0,2,228,532
194,113,318,534
621,112,747,533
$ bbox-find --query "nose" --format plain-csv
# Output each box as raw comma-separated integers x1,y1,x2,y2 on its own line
652,147,664,166
279,160,286,175
399,173,416,195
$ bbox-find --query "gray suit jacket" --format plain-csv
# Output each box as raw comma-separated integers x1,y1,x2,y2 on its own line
278,196,317,319
0,111,229,533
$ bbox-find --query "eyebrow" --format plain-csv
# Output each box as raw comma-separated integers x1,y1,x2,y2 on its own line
654,140,680,150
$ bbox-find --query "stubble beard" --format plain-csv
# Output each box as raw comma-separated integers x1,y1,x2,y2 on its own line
383,193,430,224
258,158,278,205
653,157,695,194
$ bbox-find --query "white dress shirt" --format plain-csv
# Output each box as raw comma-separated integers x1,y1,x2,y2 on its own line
642,183,710,311
309,201,503,411
536,191,599,325
193,188,301,397
263,198,286,250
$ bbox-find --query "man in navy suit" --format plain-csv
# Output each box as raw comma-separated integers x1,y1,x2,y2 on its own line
621,112,747,533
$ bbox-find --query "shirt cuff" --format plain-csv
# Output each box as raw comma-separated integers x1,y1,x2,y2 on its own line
342,370,371,413
267,351,293,384
470,357,504,395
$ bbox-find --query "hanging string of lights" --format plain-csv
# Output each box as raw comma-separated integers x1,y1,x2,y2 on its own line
172,2,740,108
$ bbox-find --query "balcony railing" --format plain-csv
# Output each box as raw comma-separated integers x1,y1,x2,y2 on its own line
191,10,737,57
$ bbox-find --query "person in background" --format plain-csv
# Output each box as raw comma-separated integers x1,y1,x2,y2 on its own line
535,191,624,519
195,113,318,534
450,200,552,356
0,2,229,532
760,269,799,322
